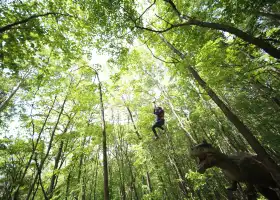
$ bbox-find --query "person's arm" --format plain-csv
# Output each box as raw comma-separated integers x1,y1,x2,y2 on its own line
153,101,156,114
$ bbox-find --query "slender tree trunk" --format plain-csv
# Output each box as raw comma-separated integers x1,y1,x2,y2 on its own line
89,152,99,200
12,96,57,200
124,146,139,200
167,155,189,197
0,80,23,112
159,84,196,144
47,140,64,198
95,70,110,200
34,157,48,200
124,104,142,139
78,136,87,181
252,79,280,108
114,135,126,200
65,172,71,200
160,35,280,187
81,168,86,200
93,164,99,200
26,94,68,200
146,171,153,193
47,118,72,198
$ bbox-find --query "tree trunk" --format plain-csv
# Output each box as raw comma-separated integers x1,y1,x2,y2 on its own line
12,95,57,200
124,104,142,139
258,11,280,21
47,140,64,198
89,152,99,200
48,118,72,198
167,155,189,197
163,0,280,59
252,79,280,108
95,70,110,200
0,80,23,112
26,94,68,200
159,84,196,144
160,34,280,187
124,145,139,200
65,172,71,200
146,171,153,193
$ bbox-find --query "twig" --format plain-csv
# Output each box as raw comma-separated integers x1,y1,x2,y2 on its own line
146,44,179,64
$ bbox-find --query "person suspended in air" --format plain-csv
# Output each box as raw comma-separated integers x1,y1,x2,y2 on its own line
152,101,165,139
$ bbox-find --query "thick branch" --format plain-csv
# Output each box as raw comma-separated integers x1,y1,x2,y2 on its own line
258,11,280,21
136,0,280,59
188,19,280,59
0,12,71,34
136,18,280,59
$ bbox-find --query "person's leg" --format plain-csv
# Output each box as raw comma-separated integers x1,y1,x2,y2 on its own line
152,123,159,138
158,119,165,130
152,120,165,138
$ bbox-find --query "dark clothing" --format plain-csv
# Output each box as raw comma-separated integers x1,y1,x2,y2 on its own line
152,119,165,137
154,108,164,121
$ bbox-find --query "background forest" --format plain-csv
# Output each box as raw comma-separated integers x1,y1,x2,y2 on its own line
1,0,280,199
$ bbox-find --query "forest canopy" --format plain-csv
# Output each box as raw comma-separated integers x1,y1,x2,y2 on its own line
0,0,280,199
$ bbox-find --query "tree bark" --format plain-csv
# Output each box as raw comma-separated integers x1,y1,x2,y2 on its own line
47,118,72,198
159,84,196,144
125,104,142,139
258,11,280,21
89,152,99,200
160,35,280,187
26,94,68,200
186,19,280,59
65,172,71,200
0,12,70,33
146,171,153,193
124,144,139,200
12,95,57,200
95,70,110,200
137,0,280,59
47,140,64,198
0,80,23,112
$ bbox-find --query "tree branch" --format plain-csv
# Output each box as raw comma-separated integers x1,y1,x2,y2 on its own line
258,11,280,21
136,18,280,59
146,44,178,64
161,0,280,59
137,0,157,21
163,0,181,17
0,12,72,34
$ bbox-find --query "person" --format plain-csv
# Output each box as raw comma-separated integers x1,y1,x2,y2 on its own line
152,103,165,139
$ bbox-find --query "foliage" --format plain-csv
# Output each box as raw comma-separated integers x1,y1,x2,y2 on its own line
0,0,279,199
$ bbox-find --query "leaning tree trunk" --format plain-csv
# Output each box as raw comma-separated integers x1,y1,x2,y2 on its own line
95,70,110,200
146,171,153,194
160,34,280,187
12,95,57,200
48,118,72,198
121,97,141,139
26,93,68,200
162,0,280,59
0,80,23,112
